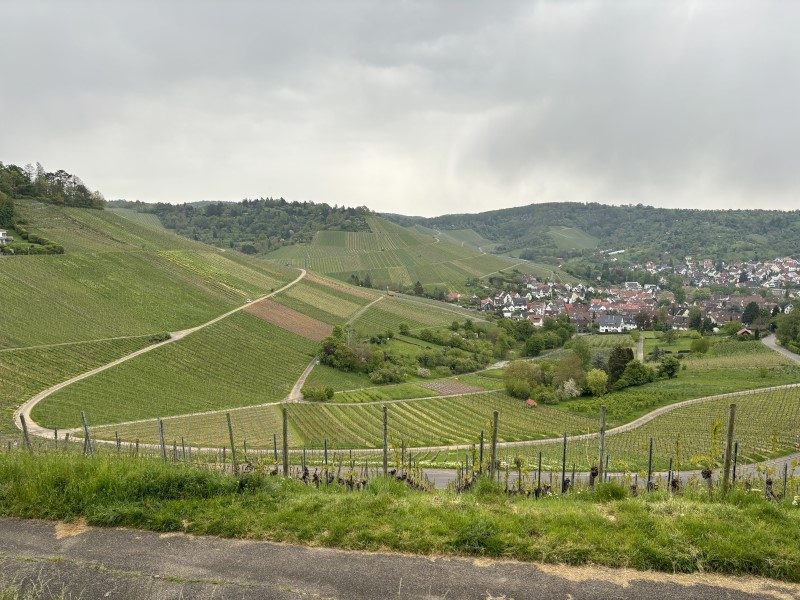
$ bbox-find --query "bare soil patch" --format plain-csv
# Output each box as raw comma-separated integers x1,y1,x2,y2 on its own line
245,298,332,341
421,380,485,396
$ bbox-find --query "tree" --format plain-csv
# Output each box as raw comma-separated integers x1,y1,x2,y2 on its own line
742,301,760,325
688,307,703,330
661,328,677,345
413,281,424,296
0,193,14,228
553,351,585,388
566,336,591,367
657,355,680,378
608,346,634,384
613,360,656,390
524,334,544,357
586,368,608,396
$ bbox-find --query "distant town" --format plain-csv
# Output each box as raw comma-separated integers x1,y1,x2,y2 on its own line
466,256,799,332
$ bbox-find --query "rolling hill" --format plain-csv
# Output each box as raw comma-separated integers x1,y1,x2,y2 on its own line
386,202,800,264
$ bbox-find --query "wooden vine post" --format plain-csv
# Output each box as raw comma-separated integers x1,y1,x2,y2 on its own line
489,411,499,480
722,403,737,494
382,405,388,477
226,412,239,475
282,405,289,477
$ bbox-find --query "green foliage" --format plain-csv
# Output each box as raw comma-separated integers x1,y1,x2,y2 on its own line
690,337,711,354
0,192,14,228
776,306,800,350
612,360,656,390
586,368,608,396
301,385,335,402
657,355,681,379
742,301,761,325
0,161,104,208
608,346,634,384
110,198,371,254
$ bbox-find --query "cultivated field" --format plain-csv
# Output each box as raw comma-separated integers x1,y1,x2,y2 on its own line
245,298,332,341
93,391,598,449
32,313,317,429
0,200,297,347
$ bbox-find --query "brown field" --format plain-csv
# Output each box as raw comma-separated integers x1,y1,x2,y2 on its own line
421,380,486,396
305,272,380,300
245,298,333,341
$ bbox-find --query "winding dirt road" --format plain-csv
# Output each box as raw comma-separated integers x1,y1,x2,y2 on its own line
13,269,306,438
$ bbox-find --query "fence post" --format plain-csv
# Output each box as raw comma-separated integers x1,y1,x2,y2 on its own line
560,432,567,494
597,405,606,482
282,406,289,477
536,451,542,496
19,415,32,451
732,441,739,482
157,417,166,462
489,411,499,480
115,431,121,453
324,438,328,476
646,437,653,491
382,405,389,477
273,433,278,463
479,430,485,474
81,411,93,456
721,403,737,494
783,462,789,501
226,412,239,475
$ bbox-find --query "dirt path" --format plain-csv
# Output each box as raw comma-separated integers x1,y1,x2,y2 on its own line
636,335,645,361
0,334,156,354
286,359,318,402
13,269,307,438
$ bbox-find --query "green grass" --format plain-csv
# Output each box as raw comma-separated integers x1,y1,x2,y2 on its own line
332,383,437,403
0,200,297,347
97,391,597,449
556,341,800,425
350,296,468,335
32,313,318,429
548,226,599,251
0,337,156,434
303,364,374,391
1,452,798,582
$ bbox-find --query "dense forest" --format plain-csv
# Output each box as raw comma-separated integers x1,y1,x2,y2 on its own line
0,162,106,216
387,203,800,265
112,199,371,253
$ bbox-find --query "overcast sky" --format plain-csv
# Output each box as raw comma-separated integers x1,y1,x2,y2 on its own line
1,1,798,216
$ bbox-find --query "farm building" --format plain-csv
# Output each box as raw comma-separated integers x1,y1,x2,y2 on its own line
0,230,12,246
598,314,629,333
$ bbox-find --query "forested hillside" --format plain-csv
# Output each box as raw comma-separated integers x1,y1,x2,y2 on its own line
0,162,105,211
387,203,800,263
111,199,371,254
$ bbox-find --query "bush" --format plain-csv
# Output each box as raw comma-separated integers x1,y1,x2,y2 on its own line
586,368,608,396
555,378,581,401
657,355,680,378
691,337,711,354
369,366,405,384
301,386,334,401
613,360,656,390
505,378,531,400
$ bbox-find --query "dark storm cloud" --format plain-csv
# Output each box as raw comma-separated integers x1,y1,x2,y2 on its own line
1,1,798,215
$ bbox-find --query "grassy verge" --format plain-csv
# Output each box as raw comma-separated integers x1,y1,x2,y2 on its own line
0,452,798,582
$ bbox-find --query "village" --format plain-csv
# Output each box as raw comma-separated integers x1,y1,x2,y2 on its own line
468,256,799,333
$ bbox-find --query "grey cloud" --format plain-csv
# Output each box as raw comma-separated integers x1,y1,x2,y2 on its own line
1,1,798,215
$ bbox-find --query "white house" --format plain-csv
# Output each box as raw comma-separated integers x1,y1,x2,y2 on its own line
598,314,625,333
0,230,11,246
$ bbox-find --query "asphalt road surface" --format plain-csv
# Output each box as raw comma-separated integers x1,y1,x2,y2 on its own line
1,518,798,599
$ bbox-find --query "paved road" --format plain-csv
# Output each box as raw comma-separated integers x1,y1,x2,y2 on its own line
762,334,800,364
13,269,307,438
1,518,797,600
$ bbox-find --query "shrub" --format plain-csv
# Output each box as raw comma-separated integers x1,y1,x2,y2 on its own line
505,378,531,400
613,360,656,390
369,366,405,384
555,378,582,401
657,355,680,379
301,386,334,401
586,368,608,396
691,337,711,354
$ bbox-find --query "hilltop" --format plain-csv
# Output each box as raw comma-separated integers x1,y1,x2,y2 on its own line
386,202,800,266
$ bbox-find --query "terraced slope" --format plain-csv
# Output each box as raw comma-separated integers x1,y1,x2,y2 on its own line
265,216,529,290
93,391,597,449
0,201,296,348
32,312,318,429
